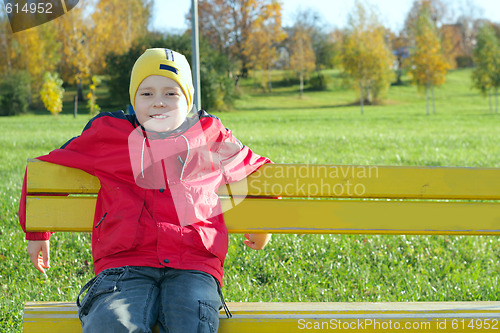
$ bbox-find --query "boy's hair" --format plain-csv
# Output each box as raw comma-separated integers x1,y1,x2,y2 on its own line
129,48,194,111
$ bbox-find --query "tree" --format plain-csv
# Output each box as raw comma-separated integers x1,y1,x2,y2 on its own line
340,1,395,114
289,27,315,98
440,23,466,68
403,0,449,40
5,23,61,104
0,0,153,113
0,71,31,116
289,8,338,70
246,1,286,92
40,72,65,117
90,0,152,74
408,5,450,115
472,24,500,113
451,0,484,68
0,10,13,75
54,2,92,102
197,0,285,78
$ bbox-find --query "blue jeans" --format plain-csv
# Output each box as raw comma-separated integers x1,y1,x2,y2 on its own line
77,266,223,333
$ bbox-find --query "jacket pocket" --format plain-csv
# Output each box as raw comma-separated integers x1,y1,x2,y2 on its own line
191,221,228,266
93,187,145,261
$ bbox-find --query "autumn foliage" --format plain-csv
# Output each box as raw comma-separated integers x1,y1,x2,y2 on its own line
0,0,151,110
289,27,316,97
407,1,450,114
408,13,449,89
2,0,500,115
340,2,395,112
40,72,65,117
198,0,285,79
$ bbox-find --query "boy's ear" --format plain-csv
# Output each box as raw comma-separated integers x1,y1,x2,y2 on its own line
5,0,80,33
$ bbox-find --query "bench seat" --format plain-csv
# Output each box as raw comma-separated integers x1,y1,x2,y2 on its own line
23,301,500,332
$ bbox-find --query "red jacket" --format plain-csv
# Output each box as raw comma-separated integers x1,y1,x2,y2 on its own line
19,110,271,285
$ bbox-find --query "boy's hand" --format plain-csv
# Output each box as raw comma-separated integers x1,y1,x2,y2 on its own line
244,233,271,250
27,240,50,274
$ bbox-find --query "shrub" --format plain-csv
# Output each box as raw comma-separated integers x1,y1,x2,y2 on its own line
456,56,473,68
40,72,65,117
0,71,31,116
308,72,330,91
275,72,300,87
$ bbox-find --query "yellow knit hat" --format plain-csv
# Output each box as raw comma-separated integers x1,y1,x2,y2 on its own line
129,48,194,111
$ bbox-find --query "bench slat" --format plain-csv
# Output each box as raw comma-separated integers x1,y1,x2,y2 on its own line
27,159,100,194
24,301,500,333
27,160,500,200
26,196,500,235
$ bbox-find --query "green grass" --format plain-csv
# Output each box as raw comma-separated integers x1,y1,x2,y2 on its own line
1,68,499,332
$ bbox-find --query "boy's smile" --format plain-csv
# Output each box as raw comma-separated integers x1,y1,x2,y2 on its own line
134,75,189,133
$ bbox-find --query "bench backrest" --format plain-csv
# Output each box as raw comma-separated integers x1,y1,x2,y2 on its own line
25,159,500,235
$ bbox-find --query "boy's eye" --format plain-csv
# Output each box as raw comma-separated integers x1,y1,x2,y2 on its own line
166,92,180,96
141,92,152,96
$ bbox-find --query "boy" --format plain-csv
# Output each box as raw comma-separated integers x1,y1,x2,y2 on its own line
19,48,272,332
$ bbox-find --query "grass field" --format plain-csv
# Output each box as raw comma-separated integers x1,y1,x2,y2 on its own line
0,68,499,332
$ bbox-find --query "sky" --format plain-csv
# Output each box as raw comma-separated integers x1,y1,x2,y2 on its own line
150,0,500,34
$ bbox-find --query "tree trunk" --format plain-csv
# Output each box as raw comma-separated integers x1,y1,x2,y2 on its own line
234,75,240,89
395,56,403,85
299,72,304,99
496,86,499,113
0,32,11,74
267,64,272,93
77,78,84,102
74,95,78,118
432,85,436,114
359,81,364,115
240,63,249,79
426,84,430,115
489,90,492,113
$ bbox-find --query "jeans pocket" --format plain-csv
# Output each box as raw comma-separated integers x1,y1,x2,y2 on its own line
77,267,126,318
198,299,222,333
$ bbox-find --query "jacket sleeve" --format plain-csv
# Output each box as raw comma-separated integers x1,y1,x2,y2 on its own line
217,128,272,184
19,117,101,240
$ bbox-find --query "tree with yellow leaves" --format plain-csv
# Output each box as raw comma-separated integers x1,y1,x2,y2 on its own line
340,1,395,114
40,72,65,117
289,27,316,98
53,2,91,102
246,1,286,92
408,5,450,115
90,0,152,74
5,24,61,104
0,12,13,74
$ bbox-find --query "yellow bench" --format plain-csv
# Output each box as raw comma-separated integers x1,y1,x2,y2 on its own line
23,159,500,332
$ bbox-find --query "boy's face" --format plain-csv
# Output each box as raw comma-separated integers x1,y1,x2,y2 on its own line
134,75,189,132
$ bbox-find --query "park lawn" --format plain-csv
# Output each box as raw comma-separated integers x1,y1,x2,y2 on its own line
0,68,499,332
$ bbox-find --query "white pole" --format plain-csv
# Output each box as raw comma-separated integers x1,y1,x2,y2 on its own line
191,0,201,110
